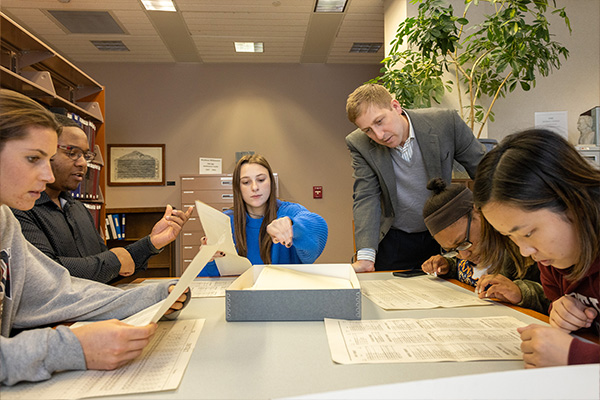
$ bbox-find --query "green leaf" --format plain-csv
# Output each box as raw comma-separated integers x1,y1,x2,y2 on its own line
375,0,570,123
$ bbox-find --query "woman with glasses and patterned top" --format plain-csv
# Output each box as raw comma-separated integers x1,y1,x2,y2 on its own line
421,178,550,314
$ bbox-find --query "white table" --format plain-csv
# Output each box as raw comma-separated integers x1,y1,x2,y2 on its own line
105,272,594,399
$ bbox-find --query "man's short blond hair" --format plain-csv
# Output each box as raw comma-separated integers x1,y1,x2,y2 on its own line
346,83,394,124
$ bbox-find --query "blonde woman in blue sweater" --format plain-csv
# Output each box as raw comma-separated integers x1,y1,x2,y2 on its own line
199,154,328,276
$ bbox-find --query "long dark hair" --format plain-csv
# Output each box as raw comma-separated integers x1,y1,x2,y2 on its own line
473,129,600,281
232,154,278,264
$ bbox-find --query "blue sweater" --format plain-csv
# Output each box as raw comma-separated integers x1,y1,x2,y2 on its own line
199,200,328,276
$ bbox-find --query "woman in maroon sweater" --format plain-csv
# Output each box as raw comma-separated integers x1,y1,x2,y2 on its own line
473,128,599,368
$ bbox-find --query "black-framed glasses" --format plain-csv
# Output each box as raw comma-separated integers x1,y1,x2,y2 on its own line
57,145,96,162
440,211,473,258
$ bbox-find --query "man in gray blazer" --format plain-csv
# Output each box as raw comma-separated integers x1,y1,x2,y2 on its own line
345,84,484,272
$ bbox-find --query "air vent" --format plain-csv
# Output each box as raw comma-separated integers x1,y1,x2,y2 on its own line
350,42,383,53
48,10,125,34
91,40,129,52
314,0,348,13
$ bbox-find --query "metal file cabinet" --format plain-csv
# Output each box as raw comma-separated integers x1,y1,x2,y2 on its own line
180,174,234,273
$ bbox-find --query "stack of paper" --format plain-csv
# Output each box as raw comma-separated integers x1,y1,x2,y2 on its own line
248,265,353,290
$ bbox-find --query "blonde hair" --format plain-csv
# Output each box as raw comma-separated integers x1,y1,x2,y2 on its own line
346,83,393,124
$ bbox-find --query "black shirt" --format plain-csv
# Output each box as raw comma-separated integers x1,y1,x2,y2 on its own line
11,191,158,283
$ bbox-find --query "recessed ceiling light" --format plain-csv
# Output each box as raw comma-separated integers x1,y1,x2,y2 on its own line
141,0,176,12
350,42,383,53
314,0,348,13
234,42,264,53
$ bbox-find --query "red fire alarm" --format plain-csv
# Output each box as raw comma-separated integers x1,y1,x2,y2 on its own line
313,186,323,199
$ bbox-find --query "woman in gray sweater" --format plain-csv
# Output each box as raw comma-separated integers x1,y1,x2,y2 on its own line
0,89,189,386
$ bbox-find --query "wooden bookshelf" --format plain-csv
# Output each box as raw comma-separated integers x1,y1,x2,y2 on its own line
1,11,106,232
106,207,175,284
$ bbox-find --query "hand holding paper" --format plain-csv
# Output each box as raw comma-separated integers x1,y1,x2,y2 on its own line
195,200,252,276
122,201,251,327
123,243,218,326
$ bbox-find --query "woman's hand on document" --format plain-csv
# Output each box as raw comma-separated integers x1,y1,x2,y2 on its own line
517,324,572,368
200,236,225,262
421,255,450,276
475,274,522,304
72,320,158,371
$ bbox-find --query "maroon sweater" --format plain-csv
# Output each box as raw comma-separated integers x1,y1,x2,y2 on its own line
539,257,600,364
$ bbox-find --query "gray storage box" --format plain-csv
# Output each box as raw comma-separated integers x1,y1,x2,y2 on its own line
226,264,361,321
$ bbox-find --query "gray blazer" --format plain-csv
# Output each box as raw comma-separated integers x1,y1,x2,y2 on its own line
346,108,485,252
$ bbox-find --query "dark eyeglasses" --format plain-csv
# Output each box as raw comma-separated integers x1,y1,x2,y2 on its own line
440,211,473,258
57,145,96,162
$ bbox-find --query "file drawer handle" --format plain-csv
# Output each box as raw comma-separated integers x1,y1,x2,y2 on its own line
222,194,233,200
221,178,232,186
183,191,195,194
182,177,194,181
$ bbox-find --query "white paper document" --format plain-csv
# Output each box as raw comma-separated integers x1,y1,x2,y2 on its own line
3,319,205,400
249,265,353,290
360,276,491,310
190,278,235,297
324,316,525,364
123,243,218,326
195,200,252,276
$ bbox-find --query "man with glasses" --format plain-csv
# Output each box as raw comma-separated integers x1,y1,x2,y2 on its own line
11,114,193,283
421,177,550,314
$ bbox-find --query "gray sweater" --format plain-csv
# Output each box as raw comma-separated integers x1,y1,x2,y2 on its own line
0,205,176,386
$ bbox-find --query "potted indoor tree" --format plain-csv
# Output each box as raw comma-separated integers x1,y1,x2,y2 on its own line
371,0,571,138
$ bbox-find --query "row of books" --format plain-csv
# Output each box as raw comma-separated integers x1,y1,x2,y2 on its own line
105,213,126,240
72,161,102,201
67,112,98,150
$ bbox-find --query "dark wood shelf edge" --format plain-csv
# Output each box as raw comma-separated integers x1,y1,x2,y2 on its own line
106,207,167,214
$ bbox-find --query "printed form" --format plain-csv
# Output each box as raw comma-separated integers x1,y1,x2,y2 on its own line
190,278,236,297
2,319,205,400
325,316,525,364
361,276,492,310
124,278,235,298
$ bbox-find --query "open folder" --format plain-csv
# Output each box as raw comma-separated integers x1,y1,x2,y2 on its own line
122,200,251,326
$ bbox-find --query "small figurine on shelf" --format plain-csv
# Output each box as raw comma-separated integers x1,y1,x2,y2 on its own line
577,114,595,145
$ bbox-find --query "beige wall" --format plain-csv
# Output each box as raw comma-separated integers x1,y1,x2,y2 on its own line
488,0,600,144
80,63,380,266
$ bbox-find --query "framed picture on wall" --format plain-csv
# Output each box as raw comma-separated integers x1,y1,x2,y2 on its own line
107,144,165,186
